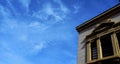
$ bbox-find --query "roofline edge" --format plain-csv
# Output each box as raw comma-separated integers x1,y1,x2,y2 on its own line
76,3,120,32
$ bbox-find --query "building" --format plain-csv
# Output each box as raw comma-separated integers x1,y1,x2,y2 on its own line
76,3,120,64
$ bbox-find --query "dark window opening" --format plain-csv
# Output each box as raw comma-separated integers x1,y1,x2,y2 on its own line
116,32,120,48
91,40,98,60
100,34,114,57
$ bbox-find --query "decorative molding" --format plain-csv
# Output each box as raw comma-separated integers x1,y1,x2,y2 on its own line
76,3,120,32
86,22,120,64
86,22,115,40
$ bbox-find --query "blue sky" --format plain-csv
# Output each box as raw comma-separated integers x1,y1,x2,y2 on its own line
0,0,119,64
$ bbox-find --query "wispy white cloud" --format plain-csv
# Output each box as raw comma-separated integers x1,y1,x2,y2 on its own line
0,40,33,64
6,0,18,15
0,52,33,64
43,3,54,15
0,0,77,64
0,1,74,61
18,0,30,12
30,41,46,55
19,34,28,41
73,5,80,13
0,5,11,19
32,1,70,23
28,21,47,29
42,2,65,21
0,18,48,56
63,51,76,58
54,0,70,13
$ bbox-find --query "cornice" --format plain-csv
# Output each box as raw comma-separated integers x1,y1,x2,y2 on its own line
76,3,120,33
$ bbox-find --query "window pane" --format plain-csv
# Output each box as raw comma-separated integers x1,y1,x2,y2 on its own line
116,32,120,48
100,34,113,57
91,40,98,60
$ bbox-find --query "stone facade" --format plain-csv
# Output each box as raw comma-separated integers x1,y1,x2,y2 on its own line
76,4,120,64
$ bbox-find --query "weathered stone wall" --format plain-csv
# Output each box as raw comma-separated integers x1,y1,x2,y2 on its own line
77,26,95,64
77,12,120,64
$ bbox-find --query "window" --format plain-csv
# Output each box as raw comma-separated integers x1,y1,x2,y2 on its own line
91,40,98,60
86,22,120,64
100,34,114,57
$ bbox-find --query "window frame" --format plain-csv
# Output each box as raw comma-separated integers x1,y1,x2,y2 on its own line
115,31,120,57
86,22,120,64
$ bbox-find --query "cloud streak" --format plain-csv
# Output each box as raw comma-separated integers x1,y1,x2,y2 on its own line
32,1,70,23
18,0,30,12
0,40,33,64
0,0,93,64
0,4,11,19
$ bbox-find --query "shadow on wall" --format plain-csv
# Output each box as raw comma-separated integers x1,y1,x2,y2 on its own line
80,39,87,49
